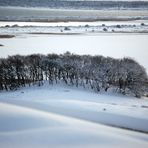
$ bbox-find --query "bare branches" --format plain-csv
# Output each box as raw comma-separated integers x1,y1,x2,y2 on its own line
0,53,147,98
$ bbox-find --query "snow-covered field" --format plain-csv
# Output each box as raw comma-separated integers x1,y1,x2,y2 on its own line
0,82,148,148
0,20,148,147
0,21,148,34
0,21,148,72
1,20,148,27
0,4,148,147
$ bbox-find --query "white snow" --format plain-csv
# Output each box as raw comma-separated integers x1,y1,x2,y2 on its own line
1,20,148,27
0,82,148,148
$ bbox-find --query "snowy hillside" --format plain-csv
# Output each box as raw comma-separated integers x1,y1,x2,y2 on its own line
0,82,148,147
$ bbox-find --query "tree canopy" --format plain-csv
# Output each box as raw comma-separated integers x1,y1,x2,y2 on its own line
0,52,147,98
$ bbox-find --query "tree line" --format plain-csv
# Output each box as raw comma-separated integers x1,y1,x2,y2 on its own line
1,0,148,10
0,52,147,98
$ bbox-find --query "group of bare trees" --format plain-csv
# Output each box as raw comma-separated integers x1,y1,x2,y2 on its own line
0,52,147,98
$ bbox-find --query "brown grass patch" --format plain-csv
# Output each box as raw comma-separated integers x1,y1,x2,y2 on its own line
0,35,15,38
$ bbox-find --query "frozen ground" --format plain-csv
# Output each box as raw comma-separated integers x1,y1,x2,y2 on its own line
0,82,148,148
1,20,148,27
0,20,148,34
